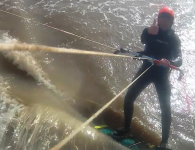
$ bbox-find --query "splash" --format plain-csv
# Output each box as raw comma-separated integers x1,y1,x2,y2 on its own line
0,75,22,144
0,36,65,98
2,51,65,97
0,104,130,150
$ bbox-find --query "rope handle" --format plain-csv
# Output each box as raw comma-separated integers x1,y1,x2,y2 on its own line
154,60,184,81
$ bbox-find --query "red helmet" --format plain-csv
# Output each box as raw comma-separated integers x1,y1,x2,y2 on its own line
158,6,174,18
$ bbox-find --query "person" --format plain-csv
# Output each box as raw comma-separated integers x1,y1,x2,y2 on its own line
112,6,182,150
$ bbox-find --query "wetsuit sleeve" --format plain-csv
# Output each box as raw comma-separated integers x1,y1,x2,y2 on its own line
141,28,156,44
169,36,182,67
139,28,157,56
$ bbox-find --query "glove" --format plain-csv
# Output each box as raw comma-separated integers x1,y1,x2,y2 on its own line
113,48,129,54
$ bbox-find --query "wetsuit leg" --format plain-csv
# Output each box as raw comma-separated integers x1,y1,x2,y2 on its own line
124,67,152,129
154,77,171,144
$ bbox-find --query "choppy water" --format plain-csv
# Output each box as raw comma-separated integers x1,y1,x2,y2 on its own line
0,0,194,150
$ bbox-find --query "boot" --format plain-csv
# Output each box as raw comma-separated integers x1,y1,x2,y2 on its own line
156,143,172,150
111,127,132,140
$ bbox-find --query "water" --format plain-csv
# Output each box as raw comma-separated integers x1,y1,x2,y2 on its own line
0,0,194,150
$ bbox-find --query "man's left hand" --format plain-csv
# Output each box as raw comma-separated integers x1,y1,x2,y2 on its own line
158,59,170,67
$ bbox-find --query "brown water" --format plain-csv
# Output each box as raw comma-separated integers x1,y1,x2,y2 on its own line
0,0,195,150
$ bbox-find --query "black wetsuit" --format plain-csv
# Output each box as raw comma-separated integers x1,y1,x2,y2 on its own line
124,27,182,144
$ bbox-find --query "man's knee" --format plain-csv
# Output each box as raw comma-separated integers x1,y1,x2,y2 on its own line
124,87,138,104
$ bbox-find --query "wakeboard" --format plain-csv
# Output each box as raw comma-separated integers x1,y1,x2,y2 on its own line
94,125,156,150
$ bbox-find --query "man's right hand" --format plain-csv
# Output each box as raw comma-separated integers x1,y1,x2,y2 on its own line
148,19,159,35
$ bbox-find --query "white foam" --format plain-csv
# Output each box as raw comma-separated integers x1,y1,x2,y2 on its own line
0,34,65,98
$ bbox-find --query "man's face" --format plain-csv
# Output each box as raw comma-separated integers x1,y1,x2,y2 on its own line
158,13,173,31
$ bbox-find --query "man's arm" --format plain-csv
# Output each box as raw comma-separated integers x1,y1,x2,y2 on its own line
169,36,182,67
141,28,156,44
